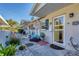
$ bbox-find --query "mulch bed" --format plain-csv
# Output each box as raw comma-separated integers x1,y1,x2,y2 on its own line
37,41,48,46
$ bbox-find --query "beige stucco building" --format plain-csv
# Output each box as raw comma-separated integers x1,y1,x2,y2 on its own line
29,3,79,50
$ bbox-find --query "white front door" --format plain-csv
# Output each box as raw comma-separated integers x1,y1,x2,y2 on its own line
53,15,65,46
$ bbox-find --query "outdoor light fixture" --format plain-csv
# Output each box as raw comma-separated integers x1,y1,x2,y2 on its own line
69,13,74,18
50,22,52,24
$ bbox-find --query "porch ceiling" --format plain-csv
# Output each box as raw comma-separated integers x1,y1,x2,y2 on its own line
31,3,72,17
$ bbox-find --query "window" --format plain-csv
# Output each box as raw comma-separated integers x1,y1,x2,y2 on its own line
41,19,49,30
29,24,35,30
45,19,49,30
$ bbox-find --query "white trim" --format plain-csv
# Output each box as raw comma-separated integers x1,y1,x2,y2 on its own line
0,25,10,27
34,3,46,14
30,3,36,15
0,15,10,26
53,15,65,47
30,3,46,16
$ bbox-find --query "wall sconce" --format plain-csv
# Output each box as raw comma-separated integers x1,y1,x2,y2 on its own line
50,22,52,24
69,13,74,18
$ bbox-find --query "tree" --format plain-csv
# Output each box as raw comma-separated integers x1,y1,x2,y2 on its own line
6,19,18,27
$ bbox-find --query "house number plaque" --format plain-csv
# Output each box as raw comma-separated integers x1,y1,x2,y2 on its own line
72,21,79,25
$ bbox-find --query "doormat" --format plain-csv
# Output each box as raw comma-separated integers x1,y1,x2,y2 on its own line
37,41,48,46
50,44,64,50
25,43,34,47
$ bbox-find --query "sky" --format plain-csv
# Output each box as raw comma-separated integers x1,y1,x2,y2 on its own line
0,3,33,23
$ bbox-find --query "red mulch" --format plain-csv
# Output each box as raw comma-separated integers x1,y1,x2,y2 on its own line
37,41,48,46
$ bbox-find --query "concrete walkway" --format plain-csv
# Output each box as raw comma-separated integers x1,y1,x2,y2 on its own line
15,37,79,56
15,38,68,56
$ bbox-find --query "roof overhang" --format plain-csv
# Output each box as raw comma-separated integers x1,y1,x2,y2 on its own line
30,3,72,17
0,15,10,27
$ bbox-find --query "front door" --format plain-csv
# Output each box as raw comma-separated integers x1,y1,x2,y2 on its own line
53,15,65,46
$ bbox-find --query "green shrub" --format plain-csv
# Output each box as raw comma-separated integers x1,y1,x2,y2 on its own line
19,45,26,50
6,36,9,38
0,44,16,56
8,37,20,45
18,29,23,33
40,32,45,38
18,29,26,35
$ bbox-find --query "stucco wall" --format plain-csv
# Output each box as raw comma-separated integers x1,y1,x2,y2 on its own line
39,4,79,50
64,6,79,50
0,30,10,47
39,18,53,44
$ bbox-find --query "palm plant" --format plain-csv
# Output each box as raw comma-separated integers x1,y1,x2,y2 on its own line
0,44,16,56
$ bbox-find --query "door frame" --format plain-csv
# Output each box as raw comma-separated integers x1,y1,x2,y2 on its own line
53,15,65,47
